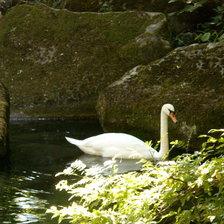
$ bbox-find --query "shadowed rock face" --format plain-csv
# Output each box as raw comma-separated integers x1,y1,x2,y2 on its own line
0,4,171,118
97,41,224,147
0,82,9,157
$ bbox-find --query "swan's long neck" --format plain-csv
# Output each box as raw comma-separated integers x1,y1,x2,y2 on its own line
157,110,169,160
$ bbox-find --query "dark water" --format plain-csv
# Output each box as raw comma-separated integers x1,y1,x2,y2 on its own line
0,119,103,224
0,119,144,224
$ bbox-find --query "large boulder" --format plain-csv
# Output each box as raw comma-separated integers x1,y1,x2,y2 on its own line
97,41,224,148
0,82,9,157
0,4,171,118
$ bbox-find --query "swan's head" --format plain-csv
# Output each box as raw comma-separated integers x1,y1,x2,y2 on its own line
162,104,177,123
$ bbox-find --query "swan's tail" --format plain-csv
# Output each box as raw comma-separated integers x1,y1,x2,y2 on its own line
65,136,83,146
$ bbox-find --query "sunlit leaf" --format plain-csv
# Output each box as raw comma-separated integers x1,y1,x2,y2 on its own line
215,172,222,181
208,129,224,133
200,32,211,42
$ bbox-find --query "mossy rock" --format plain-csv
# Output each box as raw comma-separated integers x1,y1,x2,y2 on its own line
0,82,9,157
0,4,171,118
97,41,224,149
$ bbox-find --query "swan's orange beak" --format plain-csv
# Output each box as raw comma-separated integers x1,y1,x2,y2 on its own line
169,112,178,123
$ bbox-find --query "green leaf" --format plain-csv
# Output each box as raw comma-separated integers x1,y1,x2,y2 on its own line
195,33,203,41
209,216,216,222
208,129,224,133
216,143,224,149
198,134,208,138
182,5,199,13
168,0,178,3
168,12,177,16
218,33,224,40
200,32,211,42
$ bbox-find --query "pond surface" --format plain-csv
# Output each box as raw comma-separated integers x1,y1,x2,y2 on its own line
0,119,104,224
0,119,144,224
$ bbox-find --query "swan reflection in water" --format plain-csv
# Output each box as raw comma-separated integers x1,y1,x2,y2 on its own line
75,154,144,174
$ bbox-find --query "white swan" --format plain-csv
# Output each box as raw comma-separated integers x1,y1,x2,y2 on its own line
65,104,177,160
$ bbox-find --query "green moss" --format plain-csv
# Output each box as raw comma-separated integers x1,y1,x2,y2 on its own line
0,4,171,118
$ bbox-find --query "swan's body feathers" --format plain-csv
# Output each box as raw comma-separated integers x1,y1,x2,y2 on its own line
66,133,158,159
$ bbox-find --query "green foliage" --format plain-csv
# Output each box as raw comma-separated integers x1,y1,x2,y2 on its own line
195,3,224,43
98,0,114,12
47,130,224,223
168,0,224,45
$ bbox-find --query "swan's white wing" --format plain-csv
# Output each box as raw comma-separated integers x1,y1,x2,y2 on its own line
79,133,158,159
